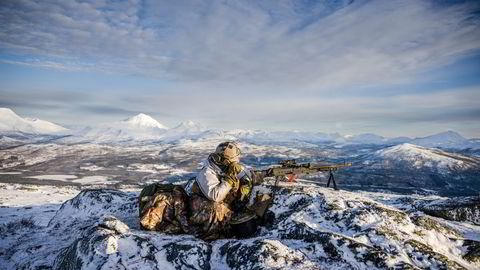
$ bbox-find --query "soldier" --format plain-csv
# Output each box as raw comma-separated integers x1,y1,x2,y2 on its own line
184,141,254,240
139,141,255,240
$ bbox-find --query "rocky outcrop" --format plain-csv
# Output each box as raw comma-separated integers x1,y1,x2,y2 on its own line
2,185,479,269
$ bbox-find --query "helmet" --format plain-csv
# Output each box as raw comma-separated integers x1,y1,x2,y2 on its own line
215,141,241,162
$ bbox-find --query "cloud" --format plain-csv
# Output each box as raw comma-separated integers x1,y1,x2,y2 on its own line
1,0,480,136
1,0,479,89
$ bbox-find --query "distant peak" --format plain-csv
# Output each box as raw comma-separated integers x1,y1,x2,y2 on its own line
417,130,467,141
0,107,68,133
179,120,196,127
123,113,168,129
171,120,206,132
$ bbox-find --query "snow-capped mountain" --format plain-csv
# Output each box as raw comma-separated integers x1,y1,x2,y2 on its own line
0,108,68,134
159,120,208,142
373,143,479,170
122,113,168,129
165,120,205,135
1,108,478,150
67,113,168,143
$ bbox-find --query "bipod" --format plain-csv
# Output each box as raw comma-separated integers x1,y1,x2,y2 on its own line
326,170,338,190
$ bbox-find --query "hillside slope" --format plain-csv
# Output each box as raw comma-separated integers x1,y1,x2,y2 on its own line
1,182,479,269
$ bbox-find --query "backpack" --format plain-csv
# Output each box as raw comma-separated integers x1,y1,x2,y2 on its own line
138,183,190,234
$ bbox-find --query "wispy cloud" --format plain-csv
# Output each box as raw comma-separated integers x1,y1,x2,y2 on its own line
1,0,479,87
1,0,479,136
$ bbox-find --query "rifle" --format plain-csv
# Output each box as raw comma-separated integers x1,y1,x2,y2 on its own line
253,159,352,190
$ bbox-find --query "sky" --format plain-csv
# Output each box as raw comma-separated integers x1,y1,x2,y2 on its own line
0,0,479,138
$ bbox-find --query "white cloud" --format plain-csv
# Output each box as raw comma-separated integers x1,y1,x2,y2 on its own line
1,0,480,136
1,0,479,88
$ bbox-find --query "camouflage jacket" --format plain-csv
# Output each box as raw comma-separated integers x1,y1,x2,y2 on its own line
185,157,248,204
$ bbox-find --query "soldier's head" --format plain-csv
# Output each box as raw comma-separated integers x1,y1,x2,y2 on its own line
215,141,241,163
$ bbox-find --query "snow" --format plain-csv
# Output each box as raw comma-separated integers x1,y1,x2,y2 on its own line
0,108,68,134
122,113,168,129
127,163,171,173
1,178,480,269
0,183,80,226
375,143,477,169
1,108,479,150
72,175,114,185
347,133,386,144
27,174,78,181
80,164,104,171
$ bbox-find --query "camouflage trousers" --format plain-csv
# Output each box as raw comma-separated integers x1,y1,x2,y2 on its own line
187,194,233,240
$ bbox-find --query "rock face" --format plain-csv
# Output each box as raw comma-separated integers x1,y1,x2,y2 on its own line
2,185,480,269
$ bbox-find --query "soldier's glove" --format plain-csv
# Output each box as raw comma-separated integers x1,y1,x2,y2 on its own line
224,162,244,190
237,169,253,201
224,176,237,188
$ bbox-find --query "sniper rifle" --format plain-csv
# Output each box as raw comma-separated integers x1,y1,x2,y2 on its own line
253,159,352,190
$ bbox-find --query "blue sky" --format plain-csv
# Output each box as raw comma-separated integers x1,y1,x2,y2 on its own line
0,0,479,137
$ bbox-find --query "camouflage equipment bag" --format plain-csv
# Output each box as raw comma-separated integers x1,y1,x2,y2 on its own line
139,183,190,234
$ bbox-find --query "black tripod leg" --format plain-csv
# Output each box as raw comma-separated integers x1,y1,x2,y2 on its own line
327,171,332,187
327,171,338,190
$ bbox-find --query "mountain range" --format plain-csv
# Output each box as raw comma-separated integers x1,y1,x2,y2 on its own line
0,108,478,149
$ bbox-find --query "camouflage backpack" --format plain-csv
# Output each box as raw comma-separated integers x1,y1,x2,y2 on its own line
138,183,190,234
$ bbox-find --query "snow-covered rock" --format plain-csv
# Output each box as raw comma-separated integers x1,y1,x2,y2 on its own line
0,108,68,134
2,184,480,269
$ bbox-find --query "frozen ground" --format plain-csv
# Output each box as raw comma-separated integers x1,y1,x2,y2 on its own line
0,180,479,269
0,138,479,269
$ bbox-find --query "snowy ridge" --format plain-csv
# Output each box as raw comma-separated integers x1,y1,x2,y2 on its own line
1,184,479,269
0,108,68,134
374,143,478,169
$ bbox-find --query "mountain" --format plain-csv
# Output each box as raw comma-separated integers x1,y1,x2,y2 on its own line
346,133,386,144
0,108,68,134
411,131,473,149
68,113,168,143
223,130,340,144
122,113,168,129
159,120,208,142
165,120,205,135
386,136,412,144
335,143,480,195
373,143,479,170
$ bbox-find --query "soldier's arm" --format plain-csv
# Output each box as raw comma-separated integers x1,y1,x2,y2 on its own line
196,167,232,203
